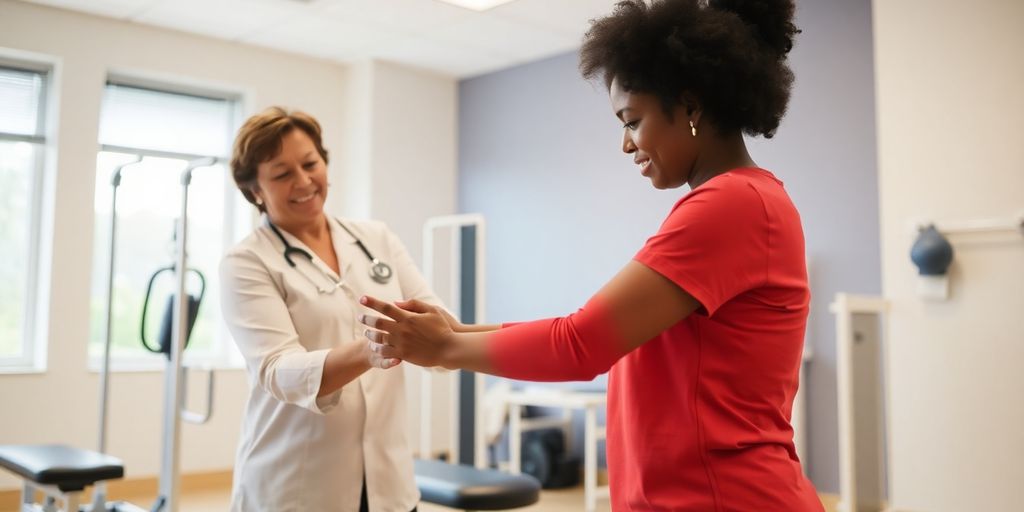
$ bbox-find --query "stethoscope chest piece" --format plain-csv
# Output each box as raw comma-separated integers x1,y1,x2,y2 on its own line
370,259,393,284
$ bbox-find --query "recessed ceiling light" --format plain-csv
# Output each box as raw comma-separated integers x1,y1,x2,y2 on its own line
434,0,519,12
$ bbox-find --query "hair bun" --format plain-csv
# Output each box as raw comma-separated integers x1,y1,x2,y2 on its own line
710,0,798,56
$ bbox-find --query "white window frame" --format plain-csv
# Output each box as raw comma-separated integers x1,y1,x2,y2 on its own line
0,52,56,373
89,73,249,372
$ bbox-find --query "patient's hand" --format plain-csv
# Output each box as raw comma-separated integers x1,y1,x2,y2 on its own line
359,296,456,368
395,299,466,332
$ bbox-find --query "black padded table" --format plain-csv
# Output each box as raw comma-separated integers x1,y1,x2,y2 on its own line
0,444,124,492
415,459,541,510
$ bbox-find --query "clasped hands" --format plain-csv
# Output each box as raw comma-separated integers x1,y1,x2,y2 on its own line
358,296,460,369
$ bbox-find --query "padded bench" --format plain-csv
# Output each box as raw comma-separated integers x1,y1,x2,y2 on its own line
0,444,126,512
0,446,540,511
414,459,540,510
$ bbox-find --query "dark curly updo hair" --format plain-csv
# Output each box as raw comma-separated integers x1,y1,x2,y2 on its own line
580,0,799,138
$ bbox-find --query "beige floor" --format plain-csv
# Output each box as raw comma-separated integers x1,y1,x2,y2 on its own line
0,485,610,512
2,481,837,511
71,487,835,512
102,487,614,512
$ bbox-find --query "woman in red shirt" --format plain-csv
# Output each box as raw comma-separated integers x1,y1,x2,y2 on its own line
360,0,822,510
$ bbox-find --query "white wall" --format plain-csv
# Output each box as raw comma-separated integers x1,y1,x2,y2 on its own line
873,0,1024,510
336,60,374,220
342,58,460,456
335,58,459,252
367,60,460,456
0,0,457,490
369,60,458,264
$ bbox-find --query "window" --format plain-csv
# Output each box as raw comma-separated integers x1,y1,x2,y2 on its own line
0,63,49,370
89,79,247,369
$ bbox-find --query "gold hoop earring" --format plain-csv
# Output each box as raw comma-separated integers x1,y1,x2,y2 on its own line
690,120,698,137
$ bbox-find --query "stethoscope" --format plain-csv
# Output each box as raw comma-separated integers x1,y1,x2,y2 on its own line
266,217,394,290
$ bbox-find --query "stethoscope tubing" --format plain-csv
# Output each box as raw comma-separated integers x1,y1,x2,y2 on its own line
266,217,394,286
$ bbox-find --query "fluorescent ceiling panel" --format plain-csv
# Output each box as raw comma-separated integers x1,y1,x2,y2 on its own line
434,0,518,12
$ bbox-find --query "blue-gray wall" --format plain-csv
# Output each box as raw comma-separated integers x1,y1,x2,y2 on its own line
457,0,879,493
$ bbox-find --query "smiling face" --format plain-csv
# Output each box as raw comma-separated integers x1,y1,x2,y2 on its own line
610,77,699,190
252,128,328,230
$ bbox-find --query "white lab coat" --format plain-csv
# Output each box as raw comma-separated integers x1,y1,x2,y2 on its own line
220,216,439,512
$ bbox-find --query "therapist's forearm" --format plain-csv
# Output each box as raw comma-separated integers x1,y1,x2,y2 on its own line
318,342,371,397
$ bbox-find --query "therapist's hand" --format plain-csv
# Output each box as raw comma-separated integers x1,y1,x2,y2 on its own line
359,296,456,368
364,339,402,370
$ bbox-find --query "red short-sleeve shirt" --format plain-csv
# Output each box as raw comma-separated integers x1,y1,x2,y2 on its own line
617,167,821,511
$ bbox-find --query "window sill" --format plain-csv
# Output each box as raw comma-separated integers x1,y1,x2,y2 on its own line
86,360,246,374
0,361,246,375
0,365,47,375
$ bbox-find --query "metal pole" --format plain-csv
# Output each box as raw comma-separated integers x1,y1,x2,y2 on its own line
918,214,1024,236
421,225,434,459
474,218,487,469
92,156,141,511
418,217,485,462
422,214,488,468
157,157,216,512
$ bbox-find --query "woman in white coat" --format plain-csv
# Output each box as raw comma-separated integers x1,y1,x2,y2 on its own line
220,107,437,511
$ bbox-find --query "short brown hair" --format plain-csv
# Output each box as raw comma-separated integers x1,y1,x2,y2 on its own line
230,107,330,211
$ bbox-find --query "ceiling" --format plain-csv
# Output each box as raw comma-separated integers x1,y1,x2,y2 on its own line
19,0,621,78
